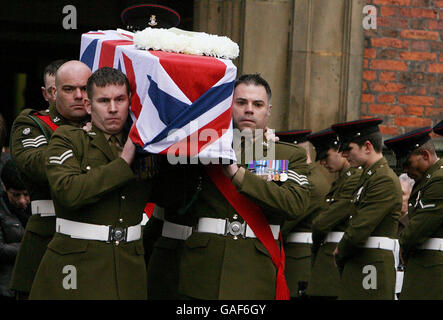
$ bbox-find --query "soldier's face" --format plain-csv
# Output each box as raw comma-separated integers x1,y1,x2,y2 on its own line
342,142,367,168
321,149,347,173
86,84,130,135
403,153,427,182
232,84,271,133
54,64,91,121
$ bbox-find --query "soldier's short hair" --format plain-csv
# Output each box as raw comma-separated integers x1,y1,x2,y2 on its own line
411,140,436,156
1,159,27,191
87,67,130,100
235,74,272,103
43,59,67,83
352,131,383,153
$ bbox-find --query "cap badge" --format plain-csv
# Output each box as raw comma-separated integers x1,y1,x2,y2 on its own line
53,116,60,123
148,14,157,27
23,128,31,135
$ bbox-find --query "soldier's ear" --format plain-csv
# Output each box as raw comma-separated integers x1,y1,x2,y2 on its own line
41,87,49,102
51,86,57,98
84,98,92,115
266,104,272,117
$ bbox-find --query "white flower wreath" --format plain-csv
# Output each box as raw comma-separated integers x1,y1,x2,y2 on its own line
132,27,239,60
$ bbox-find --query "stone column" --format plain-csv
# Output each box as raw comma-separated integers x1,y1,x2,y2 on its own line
193,0,366,131
288,0,366,131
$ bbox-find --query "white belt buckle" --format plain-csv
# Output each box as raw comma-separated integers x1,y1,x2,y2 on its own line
225,218,246,239
107,226,127,243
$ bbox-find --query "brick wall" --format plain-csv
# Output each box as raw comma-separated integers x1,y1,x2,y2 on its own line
362,0,442,138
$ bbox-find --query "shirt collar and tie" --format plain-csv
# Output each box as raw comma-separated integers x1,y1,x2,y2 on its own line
104,132,124,157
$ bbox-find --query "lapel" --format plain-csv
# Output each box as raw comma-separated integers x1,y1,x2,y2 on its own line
88,124,116,161
353,157,387,202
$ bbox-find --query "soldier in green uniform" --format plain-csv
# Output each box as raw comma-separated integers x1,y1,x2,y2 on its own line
148,74,311,300
331,118,402,300
277,129,331,298
9,60,91,299
385,126,443,300
304,128,362,299
29,67,151,299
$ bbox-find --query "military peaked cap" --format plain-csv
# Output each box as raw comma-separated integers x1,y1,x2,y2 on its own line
276,129,312,144
384,127,432,168
306,128,340,162
433,120,443,136
331,118,383,151
121,4,180,31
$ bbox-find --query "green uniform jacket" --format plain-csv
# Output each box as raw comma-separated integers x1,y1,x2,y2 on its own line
9,106,74,293
399,158,443,300
150,141,311,300
282,162,331,297
28,124,150,300
336,157,401,300
307,167,362,297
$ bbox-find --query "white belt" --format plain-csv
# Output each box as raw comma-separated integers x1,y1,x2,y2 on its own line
31,200,55,217
162,220,193,240
161,218,281,241
363,236,398,251
286,232,312,244
197,217,280,240
324,231,344,243
418,238,443,251
56,218,141,242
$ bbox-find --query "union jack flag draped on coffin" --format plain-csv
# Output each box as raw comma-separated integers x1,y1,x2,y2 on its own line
79,30,237,163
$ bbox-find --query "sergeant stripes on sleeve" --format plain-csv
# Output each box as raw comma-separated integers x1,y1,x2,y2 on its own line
49,150,74,165
22,135,47,148
287,170,309,186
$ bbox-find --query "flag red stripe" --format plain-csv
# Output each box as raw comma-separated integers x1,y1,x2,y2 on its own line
99,40,132,68
160,106,232,156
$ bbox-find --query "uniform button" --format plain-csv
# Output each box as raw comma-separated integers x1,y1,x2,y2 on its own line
121,195,126,200
86,166,91,170
115,241,119,246
119,218,123,223
233,214,238,220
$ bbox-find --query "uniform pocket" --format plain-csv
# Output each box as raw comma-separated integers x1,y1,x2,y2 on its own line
411,251,443,268
285,243,312,259
47,237,88,255
253,240,272,257
184,233,210,249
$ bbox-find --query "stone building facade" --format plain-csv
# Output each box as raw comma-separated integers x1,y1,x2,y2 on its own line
193,0,442,149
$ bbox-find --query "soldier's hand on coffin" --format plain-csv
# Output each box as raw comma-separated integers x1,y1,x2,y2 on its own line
121,138,136,165
265,126,279,142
